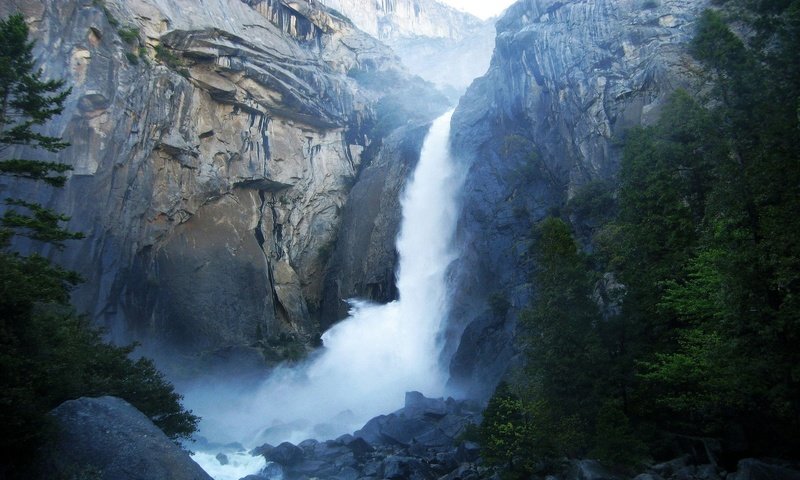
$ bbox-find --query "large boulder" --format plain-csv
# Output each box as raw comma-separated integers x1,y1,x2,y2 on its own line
36,396,212,480
729,459,800,480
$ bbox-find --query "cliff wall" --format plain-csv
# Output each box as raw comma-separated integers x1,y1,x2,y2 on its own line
317,0,481,41
0,0,447,367
447,0,711,397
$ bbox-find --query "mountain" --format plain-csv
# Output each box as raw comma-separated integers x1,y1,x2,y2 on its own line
446,0,712,397
318,0,496,92
317,0,481,41
0,0,448,369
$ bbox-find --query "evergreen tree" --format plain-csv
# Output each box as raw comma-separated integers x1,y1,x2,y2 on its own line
0,14,71,181
0,13,198,477
519,218,605,419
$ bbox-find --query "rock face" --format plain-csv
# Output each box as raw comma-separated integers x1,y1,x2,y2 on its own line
0,0,446,364
447,0,711,397
317,0,481,42
319,123,427,326
36,396,212,480
317,0,494,92
390,22,496,93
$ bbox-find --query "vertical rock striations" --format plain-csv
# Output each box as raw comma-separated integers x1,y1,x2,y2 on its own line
0,0,447,367
316,0,481,42
447,0,711,398
317,0,495,92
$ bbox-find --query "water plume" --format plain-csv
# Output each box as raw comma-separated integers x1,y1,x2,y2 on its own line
187,110,463,452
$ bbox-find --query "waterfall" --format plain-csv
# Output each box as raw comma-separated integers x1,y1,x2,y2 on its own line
188,110,463,459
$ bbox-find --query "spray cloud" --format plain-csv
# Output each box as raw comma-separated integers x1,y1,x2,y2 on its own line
185,110,463,449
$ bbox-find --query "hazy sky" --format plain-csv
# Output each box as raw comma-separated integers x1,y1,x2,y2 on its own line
439,0,518,19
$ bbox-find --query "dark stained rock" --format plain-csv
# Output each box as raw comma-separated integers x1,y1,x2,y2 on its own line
264,441,304,466
354,414,391,445
343,436,374,458
381,416,436,446
242,393,482,480
36,396,212,480
320,123,431,328
571,459,621,480
447,0,714,399
729,459,800,480
455,441,480,463
251,443,274,458
382,455,434,480
404,391,448,418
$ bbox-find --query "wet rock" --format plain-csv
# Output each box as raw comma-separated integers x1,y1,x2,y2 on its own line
634,474,665,480
404,391,448,418
653,456,691,477
265,442,304,466
343,437,374,458
455,441,481,463
382,455,433,480
571,459,621,480
216,453,229,465
261,393,482,480
447,0,713,398
381,416,436,446
251,443,274,458
729,459,800,480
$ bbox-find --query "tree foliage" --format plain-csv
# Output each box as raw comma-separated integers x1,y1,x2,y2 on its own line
0,13,197,477
482,1,800,473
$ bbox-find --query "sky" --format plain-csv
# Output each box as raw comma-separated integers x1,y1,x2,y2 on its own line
439,0,518,20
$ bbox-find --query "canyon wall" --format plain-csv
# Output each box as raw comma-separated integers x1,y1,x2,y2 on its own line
447,0,711,397
0,0,447,368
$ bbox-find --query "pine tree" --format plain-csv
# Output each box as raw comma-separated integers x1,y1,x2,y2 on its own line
0,13,198,477
0,13,80,247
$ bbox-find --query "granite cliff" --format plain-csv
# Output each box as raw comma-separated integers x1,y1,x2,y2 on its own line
317,0,495,93
447,0,712,397
0,0,448,367
316,0,480,42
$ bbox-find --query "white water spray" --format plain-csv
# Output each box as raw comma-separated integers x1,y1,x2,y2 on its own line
189,110,463,460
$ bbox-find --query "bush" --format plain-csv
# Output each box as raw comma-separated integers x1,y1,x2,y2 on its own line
117,26,139,44
155,43,184,70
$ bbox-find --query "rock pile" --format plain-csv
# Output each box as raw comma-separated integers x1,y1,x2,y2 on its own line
244,391,486,480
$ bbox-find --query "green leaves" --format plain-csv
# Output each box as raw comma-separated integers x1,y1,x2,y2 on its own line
0,14,70,153
0,13,198,476
0,159,71,186
2,199,85,247
495,3,800,470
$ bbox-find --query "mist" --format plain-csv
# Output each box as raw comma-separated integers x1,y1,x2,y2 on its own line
184,110,464,451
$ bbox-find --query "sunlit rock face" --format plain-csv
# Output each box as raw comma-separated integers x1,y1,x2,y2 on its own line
317,0,494,92
317,0,480,41
0,0,446,363
447,0,711,398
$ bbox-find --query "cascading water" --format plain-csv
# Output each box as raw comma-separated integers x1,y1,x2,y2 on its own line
190,110,463,478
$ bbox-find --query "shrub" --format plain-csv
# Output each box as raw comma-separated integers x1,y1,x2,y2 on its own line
117,26,140,44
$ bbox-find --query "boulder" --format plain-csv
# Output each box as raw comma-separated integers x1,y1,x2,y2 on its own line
729,459,800,480
455,441,481,463
264,441,304,466
36,396,212,480
343,437,374,458
404,391,448,418
571,459,620,480
382,455,434,480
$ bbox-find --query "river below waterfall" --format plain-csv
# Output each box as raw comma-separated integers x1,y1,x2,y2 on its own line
188,110,464,479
